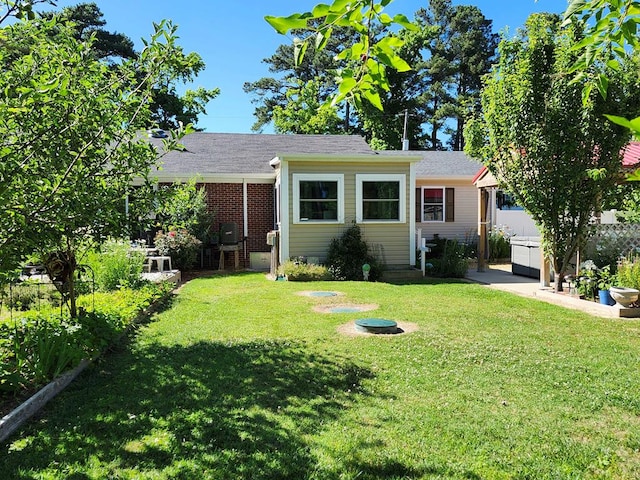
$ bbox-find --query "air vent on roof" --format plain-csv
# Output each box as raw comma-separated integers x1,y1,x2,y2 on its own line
148,129,168,138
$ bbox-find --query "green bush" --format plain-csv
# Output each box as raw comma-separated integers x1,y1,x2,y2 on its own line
0,283,171,396
615,253,640,290
1,281,60,312
326,224,382,281
156,180,216,243
0,316,86,391
154,229,202,270
428,239,469,278
279,260,332,281
85,239,146,292
488,226,511,262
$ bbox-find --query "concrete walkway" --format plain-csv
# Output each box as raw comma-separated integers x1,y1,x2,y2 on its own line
464,264,639,319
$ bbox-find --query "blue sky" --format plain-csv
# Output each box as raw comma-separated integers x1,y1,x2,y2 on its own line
47,0,566,133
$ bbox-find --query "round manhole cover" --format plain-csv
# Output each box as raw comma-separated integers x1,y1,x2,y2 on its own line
329,307,364,313
354,318,398,334
308,291,338,297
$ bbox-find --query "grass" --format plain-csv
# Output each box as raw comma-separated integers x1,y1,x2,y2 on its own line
1,272,640,479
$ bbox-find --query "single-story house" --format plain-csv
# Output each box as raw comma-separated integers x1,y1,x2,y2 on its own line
147,132,482,270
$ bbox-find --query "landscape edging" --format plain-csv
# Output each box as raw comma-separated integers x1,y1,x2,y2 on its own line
0,359,91,443
0,288,174,444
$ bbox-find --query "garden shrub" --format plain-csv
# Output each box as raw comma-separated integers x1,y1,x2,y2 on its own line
279,259,332,281
154,229,202,270
326,224,382,281
488,226,512,262
0,315,86,391
156,180,216,243
0,282,171,396
428,239,469,278
615,253,640,290
85,239,146,292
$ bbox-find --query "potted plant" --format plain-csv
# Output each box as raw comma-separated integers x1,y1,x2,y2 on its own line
596,265,616,306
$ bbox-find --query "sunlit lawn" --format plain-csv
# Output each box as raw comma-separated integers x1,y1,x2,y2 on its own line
2,272,640,479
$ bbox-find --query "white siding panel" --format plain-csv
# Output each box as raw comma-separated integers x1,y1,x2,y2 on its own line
417,181,478,243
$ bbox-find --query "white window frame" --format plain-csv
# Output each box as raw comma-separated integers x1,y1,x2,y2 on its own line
421,186,445,223
293,173,344,224
356,174,406,223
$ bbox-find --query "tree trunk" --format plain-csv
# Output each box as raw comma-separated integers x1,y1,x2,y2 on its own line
554,272,563,293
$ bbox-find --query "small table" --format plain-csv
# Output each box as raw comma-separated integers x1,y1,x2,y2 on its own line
146,256,172,273
218,244,241,271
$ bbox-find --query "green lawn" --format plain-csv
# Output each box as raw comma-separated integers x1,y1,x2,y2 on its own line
2,272,640,479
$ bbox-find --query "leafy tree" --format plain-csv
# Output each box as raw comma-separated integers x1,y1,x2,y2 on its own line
39,2,219,131
564,0,640,181
156,179,216,243
265,0,416,112
356,24,431,150
0,14,203,316
40,2,136,61
416,0,498,150
272,78,344,134
244,25,356,132
465,13,640,291
264,0,496,151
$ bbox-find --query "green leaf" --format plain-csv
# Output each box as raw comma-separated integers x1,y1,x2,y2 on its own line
626,168,640,181
294,39,309,67
581,83,593,107
563,0,587,23
379,13,393,25
338,77,357,97
596,73,609,99
361,86,383,110
312,4,331,17
265,14,309,35
315,28,332,50
393,14,418,31
605,114,640,136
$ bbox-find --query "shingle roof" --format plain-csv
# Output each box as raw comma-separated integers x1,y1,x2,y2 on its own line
151,132,374,177
377,150,482,177
622,141,640,168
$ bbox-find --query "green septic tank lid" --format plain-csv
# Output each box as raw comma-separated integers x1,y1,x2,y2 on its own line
354,318,398,334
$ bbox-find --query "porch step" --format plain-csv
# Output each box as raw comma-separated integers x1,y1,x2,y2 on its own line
382,268,423,283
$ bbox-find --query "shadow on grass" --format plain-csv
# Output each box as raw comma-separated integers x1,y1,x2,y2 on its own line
1,338,381,479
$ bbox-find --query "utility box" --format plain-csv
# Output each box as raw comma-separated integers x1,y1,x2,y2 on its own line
266,230,278,246
220,223,238,245
250,252,271,271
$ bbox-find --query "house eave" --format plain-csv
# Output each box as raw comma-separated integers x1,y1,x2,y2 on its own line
275,153,423,163
134,172,277,185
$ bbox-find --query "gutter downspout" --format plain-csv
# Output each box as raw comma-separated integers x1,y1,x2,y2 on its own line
409,163,416,266
243,179,248,260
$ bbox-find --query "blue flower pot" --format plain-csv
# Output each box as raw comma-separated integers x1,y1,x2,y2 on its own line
598,289,615,306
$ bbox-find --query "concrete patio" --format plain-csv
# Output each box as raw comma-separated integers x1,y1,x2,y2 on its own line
465,264,640,319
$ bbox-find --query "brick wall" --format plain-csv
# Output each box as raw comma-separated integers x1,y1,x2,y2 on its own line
200,182,275,268
247,184,275,254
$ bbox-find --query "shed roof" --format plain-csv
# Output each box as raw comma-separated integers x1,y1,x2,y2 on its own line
150,132,374,177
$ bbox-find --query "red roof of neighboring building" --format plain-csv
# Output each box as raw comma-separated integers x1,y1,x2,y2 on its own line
472,141,640,180
622,141,640,168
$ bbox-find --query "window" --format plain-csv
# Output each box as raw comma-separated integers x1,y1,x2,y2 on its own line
421,187,455,222
423,187,444,222
496,191,523,211
293,174,344,223
356,174,406,223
